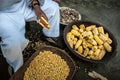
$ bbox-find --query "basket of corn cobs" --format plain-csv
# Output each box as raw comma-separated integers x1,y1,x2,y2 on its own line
63,20,117,63
10,46,76,80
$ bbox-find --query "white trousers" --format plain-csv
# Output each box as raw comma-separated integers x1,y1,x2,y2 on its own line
0,0,60,72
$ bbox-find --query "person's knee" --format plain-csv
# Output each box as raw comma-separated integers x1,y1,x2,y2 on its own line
1,37,24,72
49,1,59,14
1,37,21,62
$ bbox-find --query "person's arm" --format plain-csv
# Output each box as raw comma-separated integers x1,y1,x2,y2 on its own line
32,0,50,29
32,0,47,20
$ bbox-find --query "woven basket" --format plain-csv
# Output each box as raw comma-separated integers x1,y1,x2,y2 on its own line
10,46,76,80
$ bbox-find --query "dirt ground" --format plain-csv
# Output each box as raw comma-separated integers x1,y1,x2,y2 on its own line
0,0,120,80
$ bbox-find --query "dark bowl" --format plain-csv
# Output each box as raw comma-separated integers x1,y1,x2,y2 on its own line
10,46,76,80
63,20,117,63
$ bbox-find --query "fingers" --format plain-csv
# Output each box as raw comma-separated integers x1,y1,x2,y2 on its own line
32,1,49,29
37,17,50,29
39,9,48,21
41,13,48,21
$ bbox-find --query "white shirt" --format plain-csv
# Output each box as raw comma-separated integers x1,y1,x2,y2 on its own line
0,0,44,10
0,0,21,9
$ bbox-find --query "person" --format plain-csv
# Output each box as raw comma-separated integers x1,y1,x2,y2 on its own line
0,0,60,73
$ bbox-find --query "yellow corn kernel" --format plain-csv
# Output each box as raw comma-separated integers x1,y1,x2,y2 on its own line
70,34,75,40
92,46,98,51
103,42,112,52
94,49,100,56
97,27,104,34
82,41,88,49
94,35,103,45
105,33,109,38
82,31,92,38
72,25,79,30
79,35,83,39
82,39,86,42
83,48,89,57
86,56,90,59
89,25,96,29
99,33,108,42
88,39,97,46
98,50,106,60
79,53,85,57
73,40,77,45
67,32,72,35
88,35,93,39
73,38,78,45
88,50,94,55
71,29,80,36
79,29,84,33
86,26,92,31
69,40,74,48
92,28,99,35
107,38,112,44
90,55,96,60
79,24,85,30
77,46,83,54
75,39,82,49
66,32,72,42
87,42,93,48
98,45,104,50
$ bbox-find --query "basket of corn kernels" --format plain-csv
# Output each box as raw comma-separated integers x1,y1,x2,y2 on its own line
10,46,76,80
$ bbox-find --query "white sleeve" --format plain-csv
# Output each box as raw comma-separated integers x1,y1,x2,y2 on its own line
26,0,44,7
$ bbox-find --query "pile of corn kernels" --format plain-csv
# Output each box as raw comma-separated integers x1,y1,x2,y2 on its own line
24,50,70,80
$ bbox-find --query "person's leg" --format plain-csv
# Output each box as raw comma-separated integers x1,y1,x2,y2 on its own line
24,0,60,37
41,0,60,37
0,12,29,72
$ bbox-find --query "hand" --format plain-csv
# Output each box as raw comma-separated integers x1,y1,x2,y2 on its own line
34,6,48,21
32,0,48,21
37,8,48,21
52,0,60,4
33,5,49,29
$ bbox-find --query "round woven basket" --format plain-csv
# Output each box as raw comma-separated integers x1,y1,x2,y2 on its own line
60,7,81,25
10,46,76,80
63,20,117,63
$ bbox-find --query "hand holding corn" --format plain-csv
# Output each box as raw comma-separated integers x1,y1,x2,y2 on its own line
32,0,50,29
37,16,50,30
